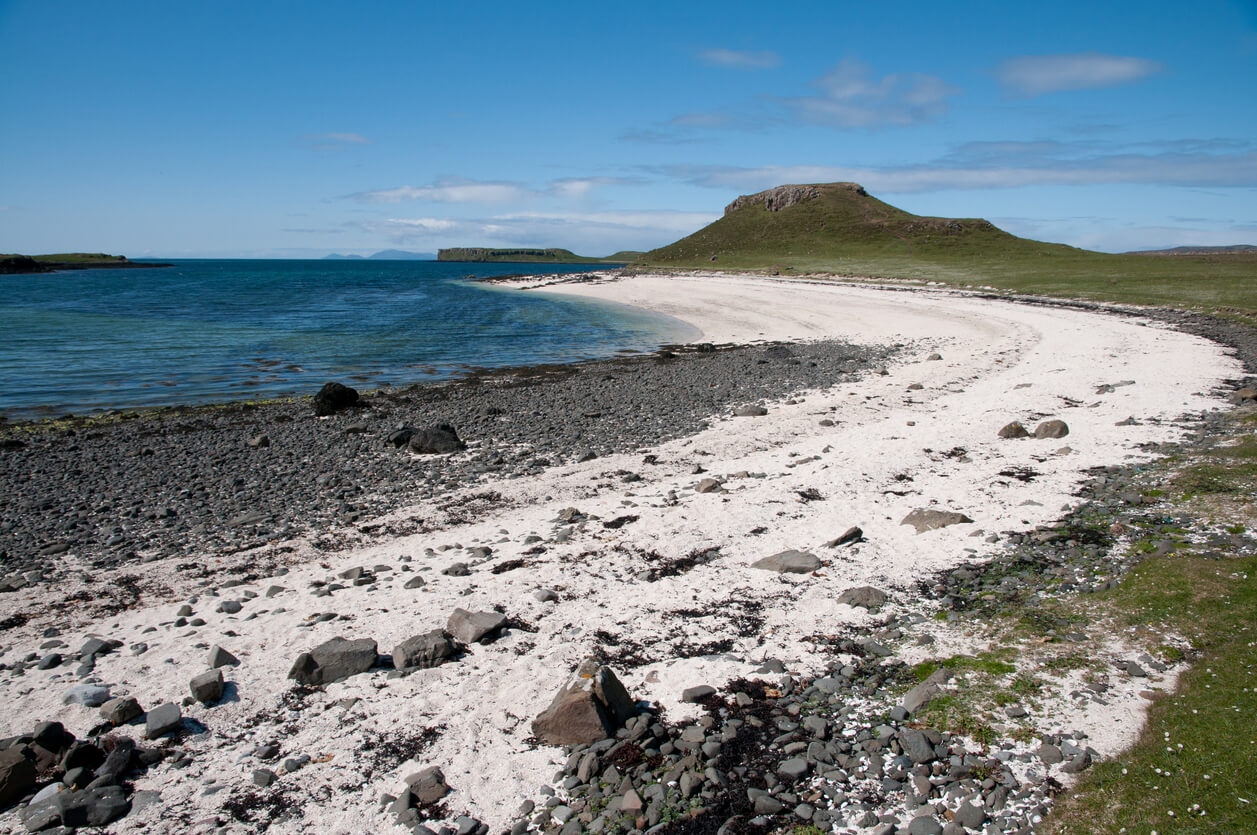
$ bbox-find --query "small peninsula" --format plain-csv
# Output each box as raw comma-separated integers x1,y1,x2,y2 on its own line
0,253,171,275
437,247,637,264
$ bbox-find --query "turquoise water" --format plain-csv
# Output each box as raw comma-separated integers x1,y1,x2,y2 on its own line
0,260,697,417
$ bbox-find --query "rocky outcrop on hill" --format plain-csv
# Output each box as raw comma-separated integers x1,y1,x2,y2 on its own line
724,182,866,215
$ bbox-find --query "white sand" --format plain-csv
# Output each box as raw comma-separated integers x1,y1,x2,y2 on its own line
0,273,1241,833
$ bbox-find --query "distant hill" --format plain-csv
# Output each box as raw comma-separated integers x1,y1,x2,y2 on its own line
642,182,1088,268
437,248,633,264
0,253,170,275
323,249,436,260
1127,245,1257,256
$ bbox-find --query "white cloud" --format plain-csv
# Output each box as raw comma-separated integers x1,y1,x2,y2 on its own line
697,48,781,70
358,209,717,253
996,53,1162,97
656,142,1257,193
780,59,961,128
350,178,535,204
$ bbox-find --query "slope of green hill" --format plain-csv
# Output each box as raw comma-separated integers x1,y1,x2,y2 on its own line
640,183,1257,314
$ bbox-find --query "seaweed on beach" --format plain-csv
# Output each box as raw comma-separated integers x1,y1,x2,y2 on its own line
358,726,442,779
222,787,303,827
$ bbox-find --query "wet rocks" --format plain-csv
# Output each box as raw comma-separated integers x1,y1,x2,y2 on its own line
312,381,359,416
751,549,822,574
287,636,379,686
901,508,974,533
531,660,638,746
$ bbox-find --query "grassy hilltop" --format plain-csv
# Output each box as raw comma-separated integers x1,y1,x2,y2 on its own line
641,182,1257,315
437,247,634,264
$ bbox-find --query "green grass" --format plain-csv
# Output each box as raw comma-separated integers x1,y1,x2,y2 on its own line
639,183,1257,314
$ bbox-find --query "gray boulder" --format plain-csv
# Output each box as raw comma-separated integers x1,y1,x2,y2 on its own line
408,424,467,455
207,645,240,668
445,609,507,645
900,508,973,533
997,421,1030,439
0,747,36,808
99,696,143,726
393,630,456,670
1033,419,1069,439
902,668,951,714
837,586,888,610
190,669,225,704
733,404,768,417
55,785,131,828
144,702,182,738
404,765,450,805
532,659,637,746
288,636,379,686
751,550,822,574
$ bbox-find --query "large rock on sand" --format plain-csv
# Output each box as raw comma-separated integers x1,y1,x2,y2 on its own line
446,609,507,645
392,630,456,670
752,550,822,574
900,508,973,534
0,747,36,808
288,637,378,686
532,659,638,746
1033,419,1069,439
312,382,359,416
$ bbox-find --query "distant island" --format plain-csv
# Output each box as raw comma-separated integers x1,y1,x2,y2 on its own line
0,253,171,275
1127,245,1257,256
322,249,436,260
438,247,640,264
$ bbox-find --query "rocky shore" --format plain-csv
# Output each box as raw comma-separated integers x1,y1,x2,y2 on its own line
0,276,1251,834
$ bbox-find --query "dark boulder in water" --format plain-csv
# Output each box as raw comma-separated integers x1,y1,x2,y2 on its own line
312,382,359,416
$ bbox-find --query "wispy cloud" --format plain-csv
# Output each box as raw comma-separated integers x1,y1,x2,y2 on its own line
357,209,717,252
697,48,780,70
996,53,1162,98
349,176,640,204
304,132,371,150
779,59,960,128
653,139,1257,193
349,178,535,204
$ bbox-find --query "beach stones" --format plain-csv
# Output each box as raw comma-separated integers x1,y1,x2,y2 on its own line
144,702,182,738
207,645,240,668
752,550,822,573
900,508,974,533
312,382,358,416
532,659,637,746
837,585,888,610
0,747,36,807
190,669,225,704
445,609,506,645
408,424,467,454
100,696,143,726
392,630,456,670
287,636,379,686
1034,419,1070,439
998,421,1030,439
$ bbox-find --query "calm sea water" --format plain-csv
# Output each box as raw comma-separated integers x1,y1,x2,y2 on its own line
0,260,698,418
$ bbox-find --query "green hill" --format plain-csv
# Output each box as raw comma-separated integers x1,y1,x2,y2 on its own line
640,183,1257,313
437,247,632,264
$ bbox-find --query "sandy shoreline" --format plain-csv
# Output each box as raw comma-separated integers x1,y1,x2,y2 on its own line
0,273,1244,833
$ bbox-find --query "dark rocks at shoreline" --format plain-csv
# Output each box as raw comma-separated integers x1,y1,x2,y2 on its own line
0,339,892,578
312,381,359,416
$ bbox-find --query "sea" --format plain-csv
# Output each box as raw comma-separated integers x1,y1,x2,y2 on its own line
0,260,698,419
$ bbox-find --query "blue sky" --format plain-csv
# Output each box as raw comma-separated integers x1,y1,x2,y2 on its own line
2,0,1255,257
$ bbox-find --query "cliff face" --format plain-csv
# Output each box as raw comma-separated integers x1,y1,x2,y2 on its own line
724,183,867,215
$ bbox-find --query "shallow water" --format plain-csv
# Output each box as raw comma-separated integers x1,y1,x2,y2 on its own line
0,260,697,417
